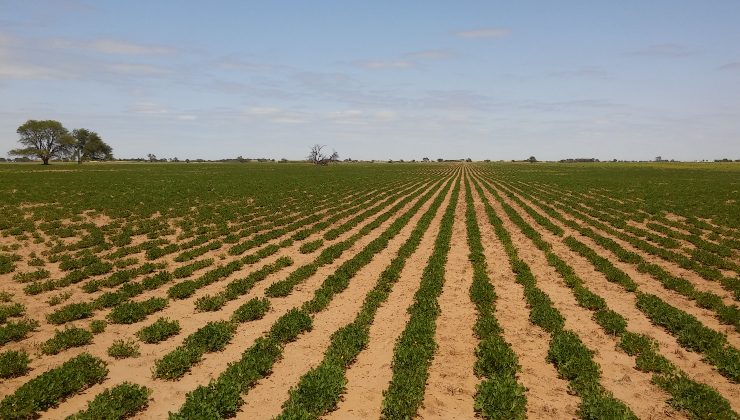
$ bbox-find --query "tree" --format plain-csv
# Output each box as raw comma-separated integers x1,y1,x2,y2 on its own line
527,156,537,163
9,120,74,165
71,128,113,164
307,144,339,165
147,153,157,162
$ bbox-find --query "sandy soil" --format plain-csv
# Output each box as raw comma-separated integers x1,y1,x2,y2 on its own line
327,177,457,420
468,177,580,419
418,174,479,419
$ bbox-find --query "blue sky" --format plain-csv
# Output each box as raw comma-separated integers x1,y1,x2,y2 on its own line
1,0,739,161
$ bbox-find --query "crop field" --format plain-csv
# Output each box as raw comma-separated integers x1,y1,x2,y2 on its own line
0,162,738,419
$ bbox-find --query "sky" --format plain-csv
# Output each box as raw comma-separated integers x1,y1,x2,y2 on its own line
1,1,739,161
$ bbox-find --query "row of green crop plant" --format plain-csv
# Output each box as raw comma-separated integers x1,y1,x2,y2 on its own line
510,179,740,282
536,181,740,252
481,177,740,331
45,197,356,330
558,185,739,266
473,173,738,418
495,179,740,301
154,298,270,380
564,237,740,383
462,178,527,419
226,180,426,257
43,183,375,325
380,177,460,418
47,271,174,325
195,257,293,312
276,175,454,419
471,177,637,419
264,180,443,298
170,171,457,418
0,353,108,419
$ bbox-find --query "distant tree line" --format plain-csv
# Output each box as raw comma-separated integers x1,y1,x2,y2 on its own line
8,120,112,164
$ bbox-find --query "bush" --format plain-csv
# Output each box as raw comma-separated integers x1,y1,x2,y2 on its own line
107,339,140,359
137,318,180,344
0,350,29,379
67,382,150,420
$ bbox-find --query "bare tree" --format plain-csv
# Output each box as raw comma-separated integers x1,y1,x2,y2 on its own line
307,144,339,165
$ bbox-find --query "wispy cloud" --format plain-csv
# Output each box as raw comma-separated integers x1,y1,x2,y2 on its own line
628,43,696,57
455,27,510,39
128,102,169,115
718,62,740,71
353,49,455,71
45,37,174,55
352,59,413,70
549,66,609,79
405,49,456,60
86,39,174,55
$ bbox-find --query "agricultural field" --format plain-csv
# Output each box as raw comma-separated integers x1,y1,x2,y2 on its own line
0,162,738,419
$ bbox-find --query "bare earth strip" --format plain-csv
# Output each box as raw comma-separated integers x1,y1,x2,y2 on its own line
468,178,580,419
417,175,478,419
234,176,452,419
328,180,455,419
475,178,740,412
475,175,684,419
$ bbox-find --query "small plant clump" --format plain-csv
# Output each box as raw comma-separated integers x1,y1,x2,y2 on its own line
107,339,141,359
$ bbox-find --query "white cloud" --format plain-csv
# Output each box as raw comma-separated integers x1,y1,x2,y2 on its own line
455,27,510,39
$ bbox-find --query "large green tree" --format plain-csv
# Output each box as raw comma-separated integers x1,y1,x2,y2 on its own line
71,128,113,164
9,120,74,165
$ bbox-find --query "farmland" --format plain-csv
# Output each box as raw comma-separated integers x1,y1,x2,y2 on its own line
0,162,738,419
